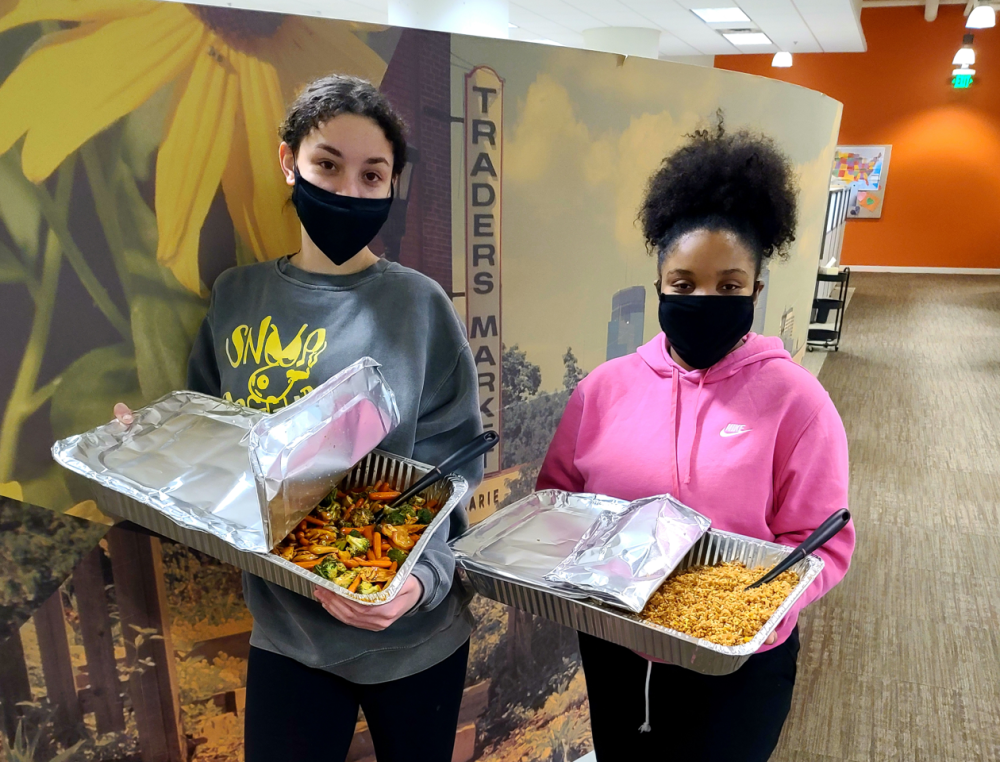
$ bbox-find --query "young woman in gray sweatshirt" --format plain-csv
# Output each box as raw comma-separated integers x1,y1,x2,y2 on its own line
115,75,482,762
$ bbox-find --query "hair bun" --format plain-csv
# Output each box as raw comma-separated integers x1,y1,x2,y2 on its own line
641,120,798,262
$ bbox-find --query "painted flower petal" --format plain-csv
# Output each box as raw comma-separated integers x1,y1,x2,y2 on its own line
267,17,387,97
154,34,239,294
221,50,297,263
0,4,201,181
0,481,23,501
0,0,152,35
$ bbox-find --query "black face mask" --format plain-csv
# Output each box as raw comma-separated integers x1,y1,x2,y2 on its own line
658,294,755,370
291,167,393,266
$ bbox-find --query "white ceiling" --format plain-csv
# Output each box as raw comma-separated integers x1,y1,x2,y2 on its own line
174,0,870,57
508,1,867,56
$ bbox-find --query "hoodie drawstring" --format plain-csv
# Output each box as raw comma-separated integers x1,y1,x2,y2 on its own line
684,371,709,486
638,660,653,733
667,367,680,497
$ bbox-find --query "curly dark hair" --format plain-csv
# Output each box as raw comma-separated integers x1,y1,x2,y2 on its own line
640,113,798,275
280,75,407,175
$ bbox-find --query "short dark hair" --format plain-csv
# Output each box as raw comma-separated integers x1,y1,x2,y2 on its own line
640,112,798,276
280,75,407,175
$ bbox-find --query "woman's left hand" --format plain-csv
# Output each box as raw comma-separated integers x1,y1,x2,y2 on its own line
314,576,423,632
765,632,777,645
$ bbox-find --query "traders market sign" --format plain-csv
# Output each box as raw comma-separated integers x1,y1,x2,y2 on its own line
465,67,503,475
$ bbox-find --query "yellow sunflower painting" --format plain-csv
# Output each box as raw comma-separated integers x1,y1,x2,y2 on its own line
0,0,388,293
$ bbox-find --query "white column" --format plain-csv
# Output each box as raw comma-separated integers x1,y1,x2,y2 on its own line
582,27,661,59
388,0,509,39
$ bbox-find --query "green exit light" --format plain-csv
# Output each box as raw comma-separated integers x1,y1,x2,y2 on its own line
952,73,974,88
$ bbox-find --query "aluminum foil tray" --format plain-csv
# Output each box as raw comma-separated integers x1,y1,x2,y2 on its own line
461,528,824,675
89,449,466,606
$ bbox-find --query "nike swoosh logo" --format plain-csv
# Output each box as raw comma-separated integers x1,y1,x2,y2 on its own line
720,428,751,438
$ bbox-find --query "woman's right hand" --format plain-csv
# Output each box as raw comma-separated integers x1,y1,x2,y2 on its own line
113,403,134,425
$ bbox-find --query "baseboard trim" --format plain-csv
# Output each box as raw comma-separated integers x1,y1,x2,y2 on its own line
845,266,1000,275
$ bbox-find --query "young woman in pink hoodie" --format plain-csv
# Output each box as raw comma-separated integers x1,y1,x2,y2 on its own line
537,123,855,761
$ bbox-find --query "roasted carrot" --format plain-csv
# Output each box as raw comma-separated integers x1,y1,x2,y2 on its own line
425,499,439,510
369,491,401,501
362,525,373,543
355,558,392,568
366,549,376,562
389,561,398,573
348,575,362,593
374,532,382,559
303,515,326,526
344,558,360,568
294,559,322,569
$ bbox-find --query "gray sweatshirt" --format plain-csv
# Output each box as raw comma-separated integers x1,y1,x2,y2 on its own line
186,256,483,683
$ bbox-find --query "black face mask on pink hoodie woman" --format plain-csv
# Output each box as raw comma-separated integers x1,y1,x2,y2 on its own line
657,293,756,370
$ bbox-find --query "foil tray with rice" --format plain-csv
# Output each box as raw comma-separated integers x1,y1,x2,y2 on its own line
452,490,823,675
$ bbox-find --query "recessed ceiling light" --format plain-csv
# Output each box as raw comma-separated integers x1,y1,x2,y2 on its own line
723,32,772,46
692,7,751,24
772,51,792,67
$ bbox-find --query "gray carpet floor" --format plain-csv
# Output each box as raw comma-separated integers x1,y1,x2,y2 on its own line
772,274,1000,762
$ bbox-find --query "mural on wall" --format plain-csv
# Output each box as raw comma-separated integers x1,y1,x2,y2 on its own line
833,144,892,219
0,2,841,760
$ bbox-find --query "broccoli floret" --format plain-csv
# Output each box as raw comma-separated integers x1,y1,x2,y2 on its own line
383,509,407,525
357,580,379,595
345,534,371,557
316,495,343,522
349,505,376,527
387,547,408,565
314,556,348,581
332,569,359,588
349,529,364,538
331,537,349,552
416,508,434,525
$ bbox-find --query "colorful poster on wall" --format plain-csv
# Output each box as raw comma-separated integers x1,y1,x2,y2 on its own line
832,144,892,219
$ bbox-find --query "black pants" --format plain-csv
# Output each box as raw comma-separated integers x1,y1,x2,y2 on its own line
244,641,470,762
578,629,799,762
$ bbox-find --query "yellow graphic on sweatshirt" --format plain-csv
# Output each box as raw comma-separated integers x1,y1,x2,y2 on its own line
224,317,328,411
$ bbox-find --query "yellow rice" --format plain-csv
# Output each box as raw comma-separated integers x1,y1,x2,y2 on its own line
640,561,799,646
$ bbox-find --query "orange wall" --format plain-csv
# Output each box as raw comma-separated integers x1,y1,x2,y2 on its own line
717,6,1000,270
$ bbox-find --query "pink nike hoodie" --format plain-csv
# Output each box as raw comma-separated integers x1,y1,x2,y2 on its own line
537,332,855,653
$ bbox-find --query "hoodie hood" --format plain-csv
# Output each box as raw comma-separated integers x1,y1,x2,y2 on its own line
636,332,793,496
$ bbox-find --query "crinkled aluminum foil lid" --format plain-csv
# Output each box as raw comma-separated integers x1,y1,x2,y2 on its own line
451,490,630,596
544,494,711,613
52,357,400,553
248,357,400,548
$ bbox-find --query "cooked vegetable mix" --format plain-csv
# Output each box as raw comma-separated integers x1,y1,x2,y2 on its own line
271,480,440,596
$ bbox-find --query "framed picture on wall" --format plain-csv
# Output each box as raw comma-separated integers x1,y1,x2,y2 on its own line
832,145,892,219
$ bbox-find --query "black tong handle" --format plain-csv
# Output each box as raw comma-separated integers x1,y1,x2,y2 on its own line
746,508,851,590
389,431,500,508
